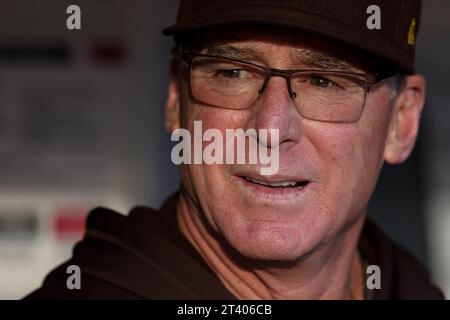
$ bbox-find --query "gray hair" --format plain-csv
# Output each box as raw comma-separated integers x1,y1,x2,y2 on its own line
390,73,407,100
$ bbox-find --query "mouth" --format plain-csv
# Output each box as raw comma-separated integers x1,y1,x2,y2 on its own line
236,174,312,202
241,176,310,190
234,174,314,201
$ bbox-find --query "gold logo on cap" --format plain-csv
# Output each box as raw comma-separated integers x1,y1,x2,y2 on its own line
408,18,417,45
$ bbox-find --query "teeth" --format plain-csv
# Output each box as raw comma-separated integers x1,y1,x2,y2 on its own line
244,177,304,188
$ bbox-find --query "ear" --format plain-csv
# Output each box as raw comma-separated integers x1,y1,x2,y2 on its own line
384,75,426,164
164,47,181,133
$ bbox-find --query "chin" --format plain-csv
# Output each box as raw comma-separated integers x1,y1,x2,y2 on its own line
221,219,318,262
234,240,310,262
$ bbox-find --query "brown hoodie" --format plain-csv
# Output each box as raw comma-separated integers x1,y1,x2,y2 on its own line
24,192,444,300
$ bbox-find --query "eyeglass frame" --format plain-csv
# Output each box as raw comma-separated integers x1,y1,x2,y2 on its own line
179,48,398,122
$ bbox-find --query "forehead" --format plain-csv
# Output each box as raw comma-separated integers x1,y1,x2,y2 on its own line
180,25,381,72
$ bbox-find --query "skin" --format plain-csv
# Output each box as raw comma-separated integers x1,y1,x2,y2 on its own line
164,26,426,299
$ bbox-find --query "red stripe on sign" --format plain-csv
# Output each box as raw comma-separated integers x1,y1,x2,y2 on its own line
88,39,127,65
54,208,88,237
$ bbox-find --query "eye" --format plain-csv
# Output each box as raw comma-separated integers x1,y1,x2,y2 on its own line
218,69,248,79
309,75,336,88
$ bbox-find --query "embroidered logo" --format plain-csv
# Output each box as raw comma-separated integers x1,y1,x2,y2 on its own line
408,18,417,46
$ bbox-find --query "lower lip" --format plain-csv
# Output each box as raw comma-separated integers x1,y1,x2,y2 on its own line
236,176,311,202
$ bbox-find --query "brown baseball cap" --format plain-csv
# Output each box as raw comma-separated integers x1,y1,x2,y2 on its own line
163,0,422,74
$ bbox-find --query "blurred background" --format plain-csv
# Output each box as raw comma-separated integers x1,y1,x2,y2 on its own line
0,0,448,299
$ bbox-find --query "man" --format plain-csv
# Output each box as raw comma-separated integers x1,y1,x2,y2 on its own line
25,0,444,299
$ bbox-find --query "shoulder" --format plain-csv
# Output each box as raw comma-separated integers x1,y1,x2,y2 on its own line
23,206,162,300
24,269,141,300
24,194,233,300
360,218,445,300
24,200,195,299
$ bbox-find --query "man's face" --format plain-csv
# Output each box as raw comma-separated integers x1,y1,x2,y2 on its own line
172,26,401,261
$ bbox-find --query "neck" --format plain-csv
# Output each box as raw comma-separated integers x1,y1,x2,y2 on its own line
176,192,366,300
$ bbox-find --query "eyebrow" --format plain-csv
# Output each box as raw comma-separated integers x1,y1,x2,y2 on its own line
205,45,260,61
204,45,356,71
295,49,355,71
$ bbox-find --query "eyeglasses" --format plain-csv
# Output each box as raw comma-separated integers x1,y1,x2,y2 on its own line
181,50,395,123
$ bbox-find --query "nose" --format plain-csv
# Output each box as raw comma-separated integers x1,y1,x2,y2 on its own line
252,77,302,149
259,73,297,99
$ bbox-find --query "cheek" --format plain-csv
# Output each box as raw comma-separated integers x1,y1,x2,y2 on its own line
179,100,252,226
304,117,388,217
316,95,392,218
318,91,392,185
